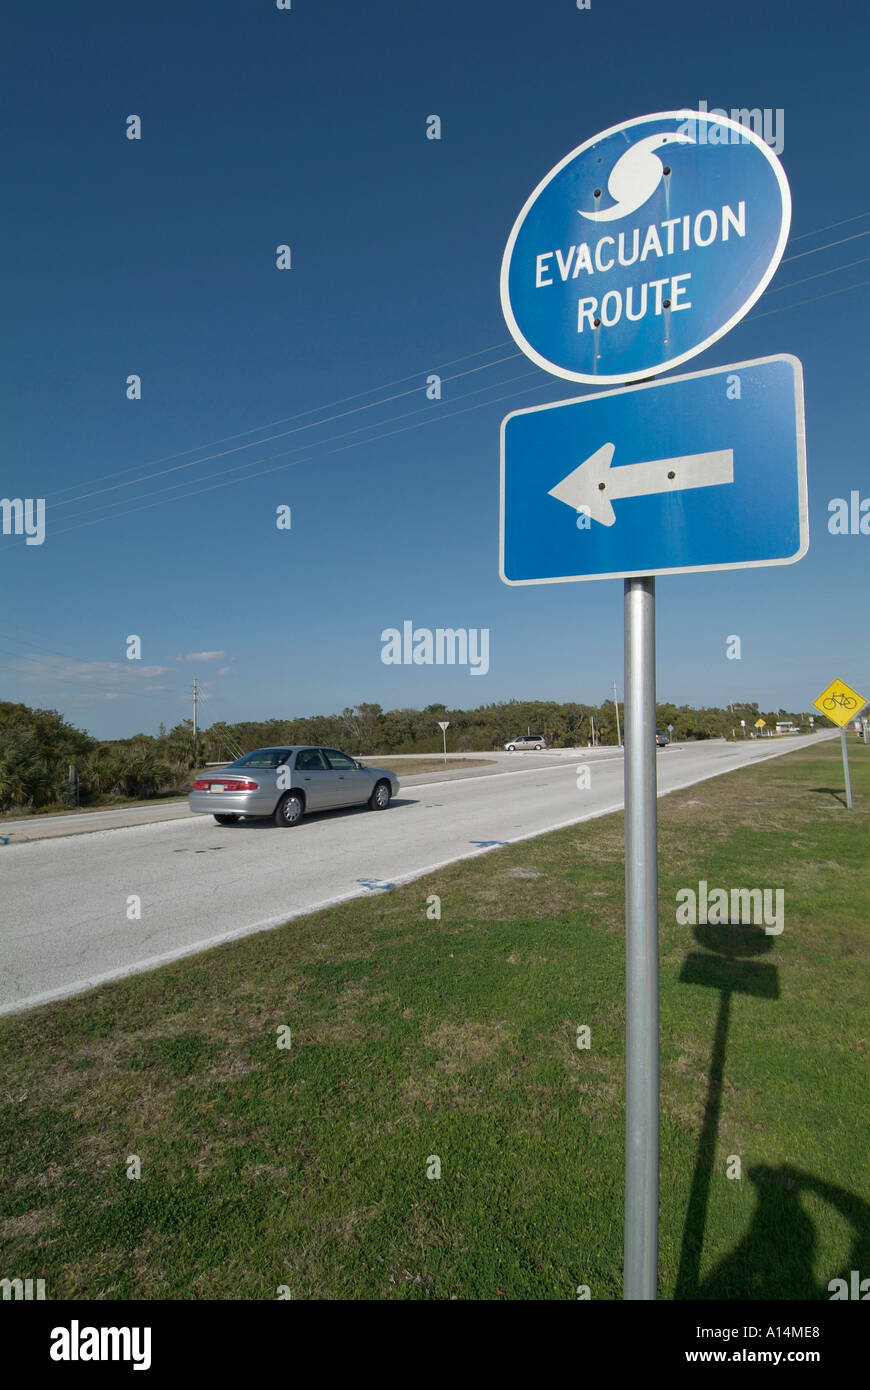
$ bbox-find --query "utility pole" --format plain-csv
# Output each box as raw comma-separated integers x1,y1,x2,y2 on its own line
613,679,622,747
192,677,198,765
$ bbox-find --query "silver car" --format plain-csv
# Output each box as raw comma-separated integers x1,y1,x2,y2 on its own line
188,746,400,827
504,734,546,751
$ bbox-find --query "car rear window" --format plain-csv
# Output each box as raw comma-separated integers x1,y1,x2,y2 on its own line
231,749,292,768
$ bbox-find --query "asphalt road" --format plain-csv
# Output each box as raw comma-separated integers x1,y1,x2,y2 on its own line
0,735,833,1015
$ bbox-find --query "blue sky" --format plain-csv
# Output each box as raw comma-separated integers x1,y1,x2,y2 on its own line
2,0,869,738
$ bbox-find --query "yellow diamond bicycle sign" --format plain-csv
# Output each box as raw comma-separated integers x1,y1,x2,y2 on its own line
754,718,766,728
812,678,868,728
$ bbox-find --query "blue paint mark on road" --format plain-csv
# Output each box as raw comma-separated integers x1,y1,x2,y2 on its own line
357,877,396,893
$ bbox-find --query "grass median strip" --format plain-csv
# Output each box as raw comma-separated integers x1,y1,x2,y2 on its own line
1,740,868,1299
360,756,494,778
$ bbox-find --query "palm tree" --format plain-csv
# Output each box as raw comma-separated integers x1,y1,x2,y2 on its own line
0,752,27,811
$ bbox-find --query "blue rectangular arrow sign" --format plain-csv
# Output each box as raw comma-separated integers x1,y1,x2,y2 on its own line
499,353,807,584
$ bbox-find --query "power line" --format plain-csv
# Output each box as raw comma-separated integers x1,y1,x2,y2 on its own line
54,251,870,534
789,210,870,242
48,340,519,504
766,254,870,295
46,264,870,539
50,373,563,536
54,365,544,527
20,207,870,543
51,350,525,512
780,228,870,265
52,352,526,512
36,207,870,516
749,274,870,321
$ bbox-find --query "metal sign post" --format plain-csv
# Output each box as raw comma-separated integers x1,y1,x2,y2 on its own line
623,578,659,1299
840,731,853,810
437,720,450,765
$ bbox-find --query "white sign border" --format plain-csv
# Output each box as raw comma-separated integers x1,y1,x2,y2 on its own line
498,353,808,585
500,110,792,386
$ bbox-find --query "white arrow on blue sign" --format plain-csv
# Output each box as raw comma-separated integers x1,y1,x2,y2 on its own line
500,110,791,385
499,354,808,585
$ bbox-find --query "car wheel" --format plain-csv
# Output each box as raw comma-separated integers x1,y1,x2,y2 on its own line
535,744,542,750
369,780,391,811
213,813,239,825
507,744,515,752
274,791,304,827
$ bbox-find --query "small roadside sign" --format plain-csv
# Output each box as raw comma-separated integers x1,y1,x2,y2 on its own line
754,719,766,729
437,720,450,764
812,678,868,729
811,678,867,811
813,680,868,811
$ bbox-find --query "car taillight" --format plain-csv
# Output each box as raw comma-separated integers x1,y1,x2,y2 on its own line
191,779,259,791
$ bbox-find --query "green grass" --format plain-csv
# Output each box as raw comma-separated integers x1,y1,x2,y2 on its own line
359,756,494,777
1,739,868,1299
0,792,188,821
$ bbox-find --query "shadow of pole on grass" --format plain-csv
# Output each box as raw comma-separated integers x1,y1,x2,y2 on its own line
808,787,848,808
674,923,779,1298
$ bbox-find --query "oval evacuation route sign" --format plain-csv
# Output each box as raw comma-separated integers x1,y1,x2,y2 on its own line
500,110,791,385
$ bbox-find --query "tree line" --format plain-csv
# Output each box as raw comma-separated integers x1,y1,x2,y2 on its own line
0,697,823,813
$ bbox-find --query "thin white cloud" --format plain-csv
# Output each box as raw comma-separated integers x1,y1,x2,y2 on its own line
184,651,226,662
2,655,171,690
217,667,234,676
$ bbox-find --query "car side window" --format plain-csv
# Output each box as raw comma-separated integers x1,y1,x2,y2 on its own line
322,748,358,770
296,749,326,771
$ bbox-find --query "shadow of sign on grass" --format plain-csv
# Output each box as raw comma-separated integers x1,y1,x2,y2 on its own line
674,924,870,1298
808,786,849,808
